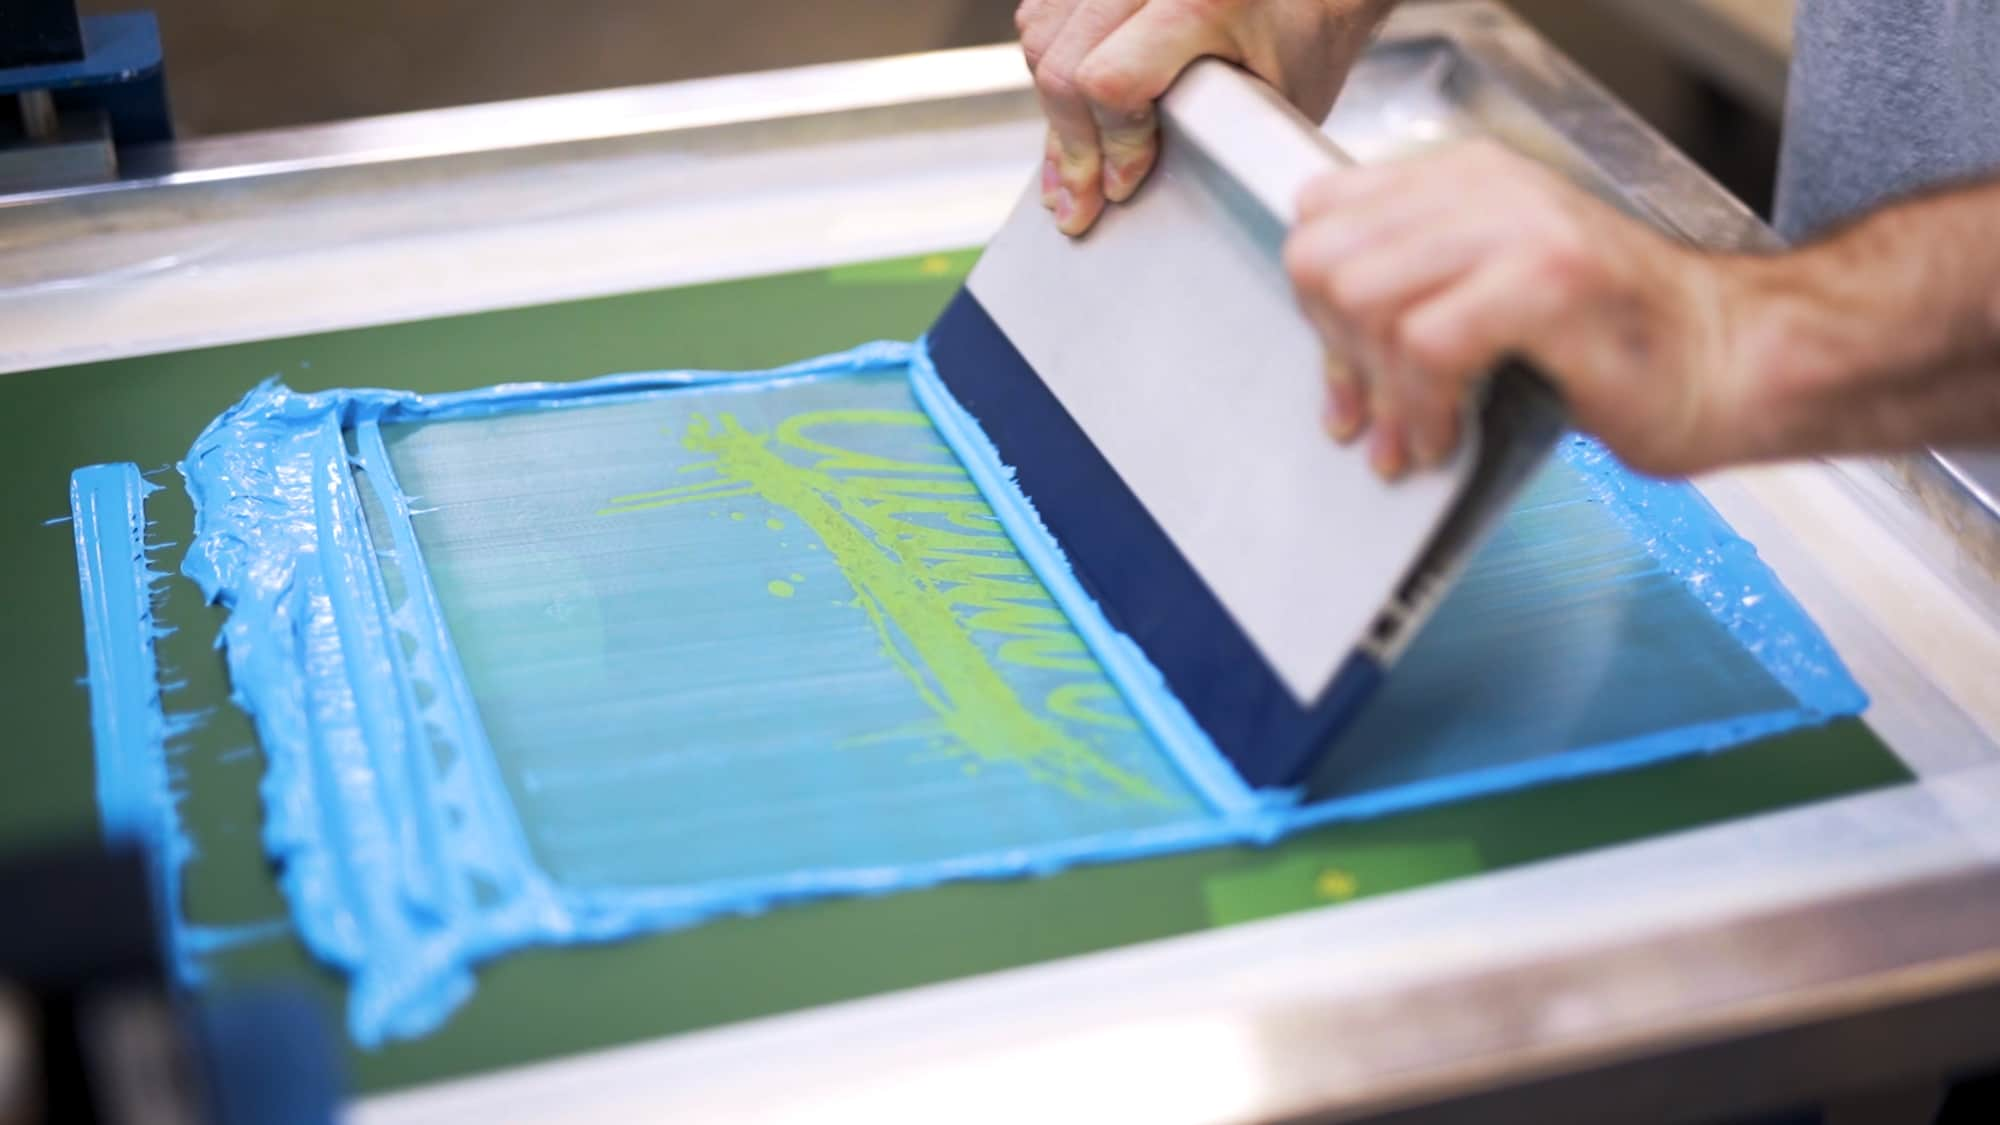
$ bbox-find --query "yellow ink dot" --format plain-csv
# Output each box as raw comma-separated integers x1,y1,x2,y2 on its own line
920,254,953,275
1314,868,1359,901
731,512,746,521
788,572,804,583
767,580,795,598
766,518,784,531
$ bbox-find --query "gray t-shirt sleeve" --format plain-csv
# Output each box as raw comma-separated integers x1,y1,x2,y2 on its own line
1776,0,2000,242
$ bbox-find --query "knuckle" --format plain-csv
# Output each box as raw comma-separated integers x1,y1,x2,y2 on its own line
1039,67,1082,105
1294,171,1340,217
1017,8,1052,61
1075,59,1141,116
1520,240,1589,296
1281,236,1321,292
1320,264,1368,312
1397,312,1461,372
1015,0,1052,40
1324,263,1375,315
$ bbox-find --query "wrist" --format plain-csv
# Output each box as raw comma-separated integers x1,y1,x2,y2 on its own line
1716,243,1898,463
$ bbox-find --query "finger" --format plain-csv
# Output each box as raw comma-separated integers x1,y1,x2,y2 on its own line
1325,225,1506,325
1322,352,1367,443
1020,1,1070,211
1399,368,1464,469
1400,258,1561,381
1366,369,1408,480
1016,0,1068,72
1076,3,1233,203
1282,196,1464,299
1394,257,1561,462
1292,271,1372,443
1041,130,1062,209
1089,98,1156,204
1295,161,1421,220
1035,0,1143,234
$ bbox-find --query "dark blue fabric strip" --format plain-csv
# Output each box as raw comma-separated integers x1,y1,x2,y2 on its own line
926,288,1382,787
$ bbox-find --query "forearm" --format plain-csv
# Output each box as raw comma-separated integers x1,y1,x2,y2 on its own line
1730,179,2000,462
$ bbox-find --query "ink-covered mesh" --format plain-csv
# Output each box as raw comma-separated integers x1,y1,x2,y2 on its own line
379,371,1205,890
159,342,1865,1044
1301,442,1806,809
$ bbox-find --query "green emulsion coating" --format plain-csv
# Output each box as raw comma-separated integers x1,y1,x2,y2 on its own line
767,579,796,599
1200,840,1486,927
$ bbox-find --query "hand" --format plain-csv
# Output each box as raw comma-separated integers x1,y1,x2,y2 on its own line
1283,140,1763,478
1017,0,1395,235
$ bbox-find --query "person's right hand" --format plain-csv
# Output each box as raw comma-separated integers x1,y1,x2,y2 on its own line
1017,0,1396,235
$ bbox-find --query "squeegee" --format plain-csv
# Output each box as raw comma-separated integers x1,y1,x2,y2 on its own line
925,60,1566,789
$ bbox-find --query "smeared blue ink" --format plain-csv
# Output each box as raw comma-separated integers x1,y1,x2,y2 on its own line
69,463,202,980
73,464,169,840
122,340,1866,1045
182,918,293,956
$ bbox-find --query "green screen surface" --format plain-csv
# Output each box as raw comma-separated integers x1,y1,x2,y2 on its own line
1,249,1909,1095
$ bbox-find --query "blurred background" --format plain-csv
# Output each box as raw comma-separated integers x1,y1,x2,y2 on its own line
91,0,1790,212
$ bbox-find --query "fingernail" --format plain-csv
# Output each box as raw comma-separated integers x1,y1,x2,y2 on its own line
1041,158,1060,205
1370,427,1404,479
1055,187,1075,225
1411,429,1440,468
1324,393,1359,442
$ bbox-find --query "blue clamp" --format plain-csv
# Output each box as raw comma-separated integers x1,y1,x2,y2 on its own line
3,11,172,147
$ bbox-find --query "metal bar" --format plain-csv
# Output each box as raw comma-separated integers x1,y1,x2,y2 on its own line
0,43,1035,210
355,764,2000,1124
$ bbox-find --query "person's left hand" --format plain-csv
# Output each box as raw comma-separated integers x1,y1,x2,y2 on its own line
1282,140,1760,479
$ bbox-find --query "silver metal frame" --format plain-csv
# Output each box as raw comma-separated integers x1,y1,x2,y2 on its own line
6,4,1999,1121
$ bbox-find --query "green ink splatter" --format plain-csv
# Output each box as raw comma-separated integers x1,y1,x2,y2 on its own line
600,408,1165,804
731,511,746,521
767,579,796,599
788,572,804,583
765,518,785,531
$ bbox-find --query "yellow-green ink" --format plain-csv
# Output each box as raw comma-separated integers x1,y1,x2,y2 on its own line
766,518,784,531
600,409,1166,804
767,579,796,599
1046,682,1141,731
731,512,746,522
1315,868,1360,901
788,572,804,583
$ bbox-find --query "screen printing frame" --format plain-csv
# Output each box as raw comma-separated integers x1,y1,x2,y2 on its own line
6,4,2000,1121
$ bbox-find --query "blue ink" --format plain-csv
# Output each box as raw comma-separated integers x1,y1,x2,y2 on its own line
66,341,1866,1046
69,463,203,979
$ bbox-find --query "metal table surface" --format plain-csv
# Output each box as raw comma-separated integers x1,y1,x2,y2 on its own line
3,4,1999,1122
